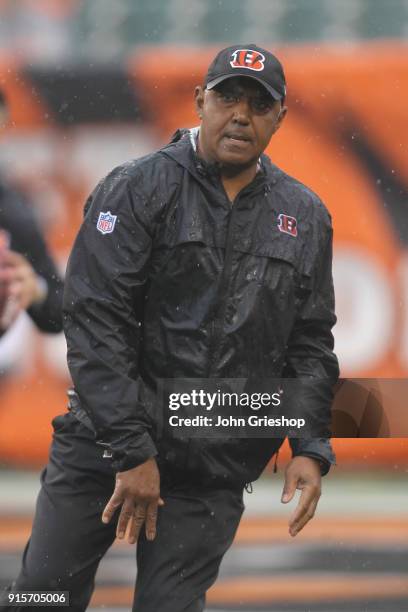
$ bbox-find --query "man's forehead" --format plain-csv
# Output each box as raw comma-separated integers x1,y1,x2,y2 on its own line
213,76,272,98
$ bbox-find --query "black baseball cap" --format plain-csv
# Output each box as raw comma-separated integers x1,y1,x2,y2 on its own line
205,44,286,101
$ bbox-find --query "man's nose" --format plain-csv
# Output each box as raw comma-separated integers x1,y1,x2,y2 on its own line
232,98,251,123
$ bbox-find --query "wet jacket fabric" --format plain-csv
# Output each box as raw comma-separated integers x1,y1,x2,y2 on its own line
0,178,63,337
63,128,339,484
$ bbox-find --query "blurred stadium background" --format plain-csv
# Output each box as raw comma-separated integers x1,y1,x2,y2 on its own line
0,1,407,610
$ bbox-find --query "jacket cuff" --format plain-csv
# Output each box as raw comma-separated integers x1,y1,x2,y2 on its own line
105,431,158,472
289,438,336,476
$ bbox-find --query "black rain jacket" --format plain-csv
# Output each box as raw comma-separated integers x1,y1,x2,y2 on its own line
63,128,339,485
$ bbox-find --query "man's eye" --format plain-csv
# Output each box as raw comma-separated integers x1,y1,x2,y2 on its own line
252,100,272,113
221,93,238,103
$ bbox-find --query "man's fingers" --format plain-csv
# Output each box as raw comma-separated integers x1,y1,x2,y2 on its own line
129,504,146,543
101,459,163,543
288,486,320,537
289,496,319,537
1,253,28,279
102,492,124,525
126,497,164,544
281,475,297,503
126,504,147,544
144,497,165,542
116,498,138,539
7,281,23,302
2,250,26,266
144,500,160,541
289,485,317,523
102,496,163,544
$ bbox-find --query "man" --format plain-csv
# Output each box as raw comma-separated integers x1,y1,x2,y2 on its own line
0,90,63,338
3,45,338,611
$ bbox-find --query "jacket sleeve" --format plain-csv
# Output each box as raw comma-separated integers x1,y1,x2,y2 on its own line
283,216,339,475
63,168,157,472
24,223,64,333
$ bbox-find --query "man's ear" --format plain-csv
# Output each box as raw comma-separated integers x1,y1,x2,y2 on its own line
195,86,205,120
273,104,288,134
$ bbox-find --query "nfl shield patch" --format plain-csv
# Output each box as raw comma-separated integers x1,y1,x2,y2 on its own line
97,211,117,235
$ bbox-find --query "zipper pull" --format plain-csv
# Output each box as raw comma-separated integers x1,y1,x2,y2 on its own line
244,482,253,494
273,450,280,473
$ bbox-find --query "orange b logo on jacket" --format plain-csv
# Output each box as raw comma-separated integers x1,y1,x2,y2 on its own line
230,49,265,72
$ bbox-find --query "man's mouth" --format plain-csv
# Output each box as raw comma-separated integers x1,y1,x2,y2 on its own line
223,133,252,147
224,133,251,142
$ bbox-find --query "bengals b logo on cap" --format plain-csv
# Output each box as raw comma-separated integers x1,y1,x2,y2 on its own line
230,49,265,72
205,44,286,101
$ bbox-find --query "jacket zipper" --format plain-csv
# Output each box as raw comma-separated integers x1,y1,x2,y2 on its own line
206,173,267,377
206,192,240,378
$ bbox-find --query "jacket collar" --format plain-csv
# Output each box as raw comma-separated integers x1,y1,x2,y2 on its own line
161,127,282,190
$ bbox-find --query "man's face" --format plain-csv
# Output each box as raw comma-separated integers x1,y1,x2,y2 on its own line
195,76,286,169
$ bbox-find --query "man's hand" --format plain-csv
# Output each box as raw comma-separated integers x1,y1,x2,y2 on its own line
0,250,47,328
281,456,322,537
102,458,164,544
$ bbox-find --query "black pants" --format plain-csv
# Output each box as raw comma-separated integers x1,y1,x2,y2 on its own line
2,413,244,612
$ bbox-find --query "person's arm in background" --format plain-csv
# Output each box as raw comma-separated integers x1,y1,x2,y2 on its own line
63,167,162,543
281,207,339,536
0,184,63,333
